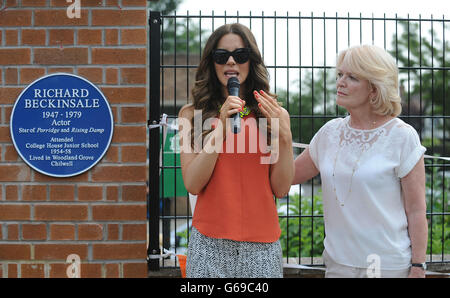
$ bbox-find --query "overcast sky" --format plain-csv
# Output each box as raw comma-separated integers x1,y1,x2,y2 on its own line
178,0,448,17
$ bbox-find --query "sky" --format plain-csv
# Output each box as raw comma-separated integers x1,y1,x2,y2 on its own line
178,0,449,18
174,0,448,93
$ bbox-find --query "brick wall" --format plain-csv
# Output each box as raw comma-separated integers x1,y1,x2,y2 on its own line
0,0,148,278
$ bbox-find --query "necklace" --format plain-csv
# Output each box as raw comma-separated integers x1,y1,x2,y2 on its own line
331,142,366,207
349,116,379,130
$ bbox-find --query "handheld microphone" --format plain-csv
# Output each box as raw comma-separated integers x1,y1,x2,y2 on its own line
227,77,241,134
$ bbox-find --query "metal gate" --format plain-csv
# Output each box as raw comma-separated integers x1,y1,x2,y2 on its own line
148,10,450,272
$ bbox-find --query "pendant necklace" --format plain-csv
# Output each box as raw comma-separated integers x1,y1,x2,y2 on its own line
331,142,366,207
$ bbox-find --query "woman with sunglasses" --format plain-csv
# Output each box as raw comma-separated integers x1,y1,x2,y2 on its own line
179,23,294,278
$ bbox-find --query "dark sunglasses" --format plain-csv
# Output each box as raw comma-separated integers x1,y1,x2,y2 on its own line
212,48,251,64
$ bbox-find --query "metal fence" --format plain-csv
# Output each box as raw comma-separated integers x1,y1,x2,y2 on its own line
148,11,450,271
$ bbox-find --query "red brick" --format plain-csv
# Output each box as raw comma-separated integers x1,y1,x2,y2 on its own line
0,244,31,260
123,262,148,278
122,0,147,6
0,87,22,104
35,205,88,221
93,243,147,260
123,223,146,240
92,48,145,65
92,204,146,221
122,145,146,163
34,48,89,65
3,145,15,160
105,29,118,45
5,185,18,201
34,244,88,260
8,264,18,278
92,10,146,26
103,145,119,163
121,67,146,84
122,184,146,201
78,224,103,240
121,106,146,124
51,0,103,7
20,67,46,84
21,264,45,278
49,29,74,46
107,224,119,240
22,0,48,6
106,186,119,201
5,67,18,84
105,68,118,84
22,29,46,46
22,224,47,240
0,165,31,181
0,205,30,220
22,185,47,201
112,125,146,143
50,185,75,201
5,30,19,46
105,0,119,6
34,170,88,183
47,67,74,74
7,224,19,240
78,185,103,201
121,28,146,45
100,87,146,104
34,10,88,26
48,263,67,278
77,67,103,84
105,263,120,278
91,165,146,182
80,263,102,278
0,49,31,65
0,127,11,142
0,10,32,27
50,224,75,240
77,29,102,45
4,106,12,120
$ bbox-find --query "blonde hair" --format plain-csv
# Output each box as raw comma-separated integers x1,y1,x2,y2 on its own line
336,44,402,117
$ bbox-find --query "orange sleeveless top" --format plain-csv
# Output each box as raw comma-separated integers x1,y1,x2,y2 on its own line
192,114,281,243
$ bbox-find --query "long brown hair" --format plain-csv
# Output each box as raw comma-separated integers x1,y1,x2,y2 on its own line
190,23,276,148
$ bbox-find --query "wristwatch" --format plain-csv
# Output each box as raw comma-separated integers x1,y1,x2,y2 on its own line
411,262,427,270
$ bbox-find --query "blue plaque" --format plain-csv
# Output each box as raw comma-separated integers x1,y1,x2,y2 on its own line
10,73,114,177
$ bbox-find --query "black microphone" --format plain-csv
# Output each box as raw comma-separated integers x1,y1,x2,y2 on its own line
227,77,241,134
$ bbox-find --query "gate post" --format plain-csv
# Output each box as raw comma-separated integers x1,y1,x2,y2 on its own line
148,10,161,271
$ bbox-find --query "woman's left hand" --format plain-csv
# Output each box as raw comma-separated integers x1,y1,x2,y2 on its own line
254,90,291,141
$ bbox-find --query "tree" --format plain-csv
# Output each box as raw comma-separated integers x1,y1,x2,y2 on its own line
277,68,343,156
391,21,450,155
148,0,206,54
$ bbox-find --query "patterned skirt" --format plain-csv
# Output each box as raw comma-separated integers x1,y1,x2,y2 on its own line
186,226,283,278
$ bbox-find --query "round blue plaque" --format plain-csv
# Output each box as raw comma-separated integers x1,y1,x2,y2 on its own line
10,73,114,177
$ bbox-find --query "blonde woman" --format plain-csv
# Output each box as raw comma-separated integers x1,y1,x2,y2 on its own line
179,23,294,278
293,45,428,278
